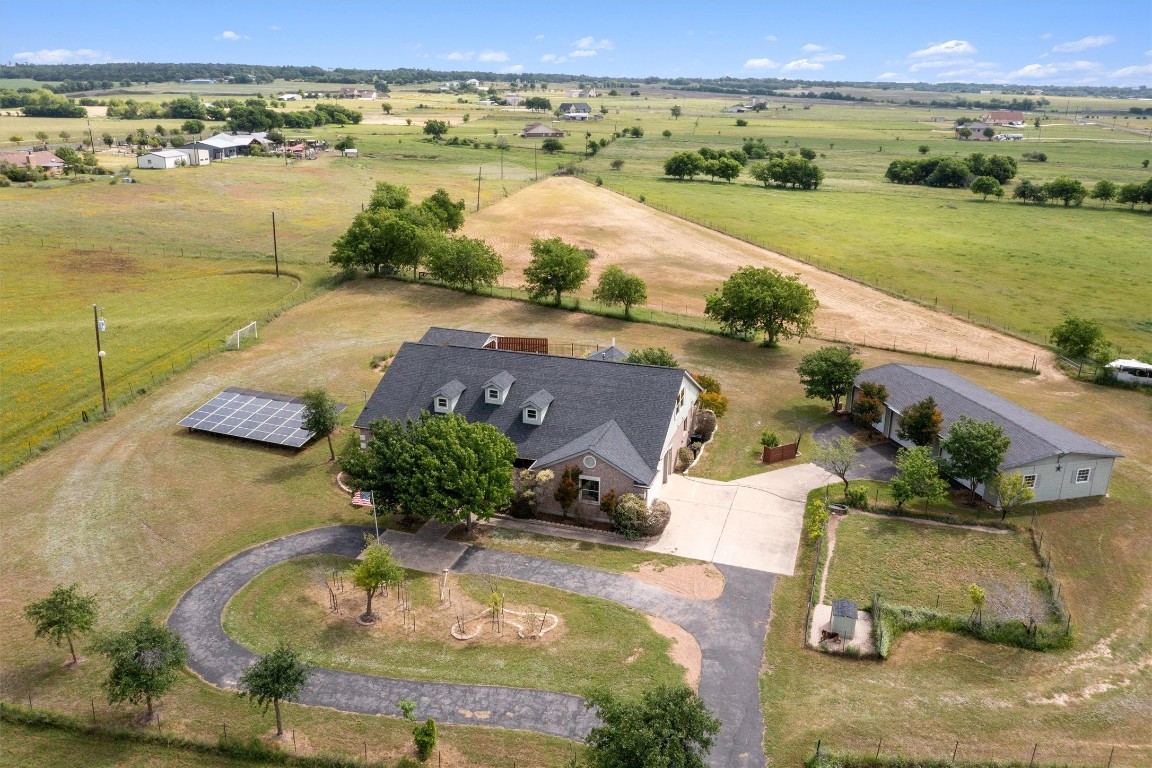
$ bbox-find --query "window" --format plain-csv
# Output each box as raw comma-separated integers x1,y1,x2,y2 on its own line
1074,468,1091,484
487,388,500,402
525,408,538,421
583,455,597,469
435,397,449,412
579,476,600,503
1022,474,1037,489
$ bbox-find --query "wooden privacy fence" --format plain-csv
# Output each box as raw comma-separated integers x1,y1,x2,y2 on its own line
762,442,799,464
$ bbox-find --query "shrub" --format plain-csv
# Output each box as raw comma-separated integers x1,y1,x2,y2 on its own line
412,718,437,760
693,409,717,442
692,372,721,393
676,446,694,473
599,488,619,520
698,392,728,417
844,486,869,510
609,493,647,539
595,175,603,186
760,430,780,448
640,499,672,537
735,119,748,127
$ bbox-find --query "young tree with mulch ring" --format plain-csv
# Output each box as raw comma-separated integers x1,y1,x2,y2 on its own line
93,618,187,722
349,538,404,623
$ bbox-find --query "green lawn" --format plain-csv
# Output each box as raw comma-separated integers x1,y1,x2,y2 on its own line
824,513,1046,616
0,721,256,768
223,555,686,697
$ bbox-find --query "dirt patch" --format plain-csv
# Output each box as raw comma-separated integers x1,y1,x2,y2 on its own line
52,250,143,276
462,177,1056,373
645,614,701,690
630,562,724,601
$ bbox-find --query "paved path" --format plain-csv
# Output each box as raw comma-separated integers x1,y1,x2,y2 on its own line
169,523,775,767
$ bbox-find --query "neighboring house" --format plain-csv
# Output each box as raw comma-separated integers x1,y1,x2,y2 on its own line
847,364,1121,504
723,105,752,113
466,78,481,88
355,327,703,522
503,94,524,107
983,110,1026,126
183,78,216,85
958,121,994,140
0,149,65,174
558,102,592,115
137,149,190,169
340,88,376,99
521,122,565,139
179,132,269,161
586,340,629,363
276,93,301,101
1106,359,1152,386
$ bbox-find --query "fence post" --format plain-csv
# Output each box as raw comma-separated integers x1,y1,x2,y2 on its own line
1029,743,1038,767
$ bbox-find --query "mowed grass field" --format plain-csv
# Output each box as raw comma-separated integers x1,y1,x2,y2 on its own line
1,280,1149,765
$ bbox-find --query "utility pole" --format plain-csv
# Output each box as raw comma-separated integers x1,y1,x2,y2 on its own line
476,166,482,212
271,212,280,278
534,142,538,180
93,305,108,414
86,119,96,155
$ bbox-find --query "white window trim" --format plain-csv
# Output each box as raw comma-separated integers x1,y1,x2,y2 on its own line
579,475,601,504
1074,467,1091,484
1022,474,1037,489
525,407,539,421
486,387,501,403
434,396,450,413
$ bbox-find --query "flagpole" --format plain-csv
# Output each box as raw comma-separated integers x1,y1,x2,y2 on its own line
371,493,380,541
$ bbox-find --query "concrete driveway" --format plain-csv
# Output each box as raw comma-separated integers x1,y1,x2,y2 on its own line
648,463,835,576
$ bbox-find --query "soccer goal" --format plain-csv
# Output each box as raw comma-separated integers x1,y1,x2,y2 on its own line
227,321,258,350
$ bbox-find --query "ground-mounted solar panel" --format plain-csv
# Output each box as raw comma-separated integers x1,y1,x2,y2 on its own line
178,387,345,449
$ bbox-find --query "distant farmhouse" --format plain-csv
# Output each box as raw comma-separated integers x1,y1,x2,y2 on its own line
521,122,565,139
558,102,594,120
179,132,270,161
136,148,210,169
0,149,65,174
848,364,1121,505
983,110,1026,127
355,328,702,522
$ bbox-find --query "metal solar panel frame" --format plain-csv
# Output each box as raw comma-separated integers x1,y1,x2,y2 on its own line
178,387,345,449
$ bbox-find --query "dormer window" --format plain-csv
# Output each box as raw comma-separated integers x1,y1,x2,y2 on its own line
521,389,554,425
484,371,516,405
432,379,466,414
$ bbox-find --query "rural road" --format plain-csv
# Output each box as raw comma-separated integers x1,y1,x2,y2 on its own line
169,523,776,767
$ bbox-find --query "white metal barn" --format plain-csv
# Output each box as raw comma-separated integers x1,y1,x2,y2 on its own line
848,364,1122,504
137,149,190,170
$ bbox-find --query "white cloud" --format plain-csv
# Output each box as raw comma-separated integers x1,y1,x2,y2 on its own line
1052,35,1115,53
535,34,545,41
1040,32,1053,40
801,43,826,52
569,49,597,58
541,53,567,64
12,47,114,64
502,64,525,74
910,57,973,72
910,40,976,58
782,58,824,72
744,58,779,70
478,50,509,62
1006,60,1100,79
812,53,845,63
764,35,777,42
214,30,248,41
1109,63,1152,77
443,51,474,61
572,36,613,50
268,25,280,31
877,72,902,81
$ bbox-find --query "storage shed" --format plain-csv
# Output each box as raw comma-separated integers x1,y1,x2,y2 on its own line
830,599,858,640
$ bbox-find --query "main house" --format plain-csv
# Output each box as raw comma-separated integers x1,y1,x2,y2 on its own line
848,364,1121,504
178,132,270,161
355,328,702,521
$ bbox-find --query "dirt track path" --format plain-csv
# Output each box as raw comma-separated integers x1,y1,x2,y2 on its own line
463,177,1057,375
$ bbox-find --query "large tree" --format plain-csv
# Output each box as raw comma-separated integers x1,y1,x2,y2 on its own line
425,235,504,293
890,446,949,510
418,188,466,232
592,265,647,318
423,120,449,139
851,381,888,429
663,151,705,180
24,584,98,665
810,437,858,494
704,266,818,346
795,346,862,412
540,138,564,154
367,181,411,212
348,539,403,622
237,643,313,737
301,388,339,461
93,618,188,721
896,396,943,447
940,416,1011,504
624,347,678,367
523,237,591,305
1089,179,1117,208
970,175,1002,201
1050,315,1107,360
329,209,426,276
1043,176,1087,207
584,684,720,768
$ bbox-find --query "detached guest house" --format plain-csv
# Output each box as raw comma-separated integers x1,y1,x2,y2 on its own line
355,328,702,521
848,364,1121,504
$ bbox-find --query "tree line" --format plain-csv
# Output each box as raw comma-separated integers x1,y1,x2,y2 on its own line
885,152,1018,188
663,144,824,189
1011,176,1152,210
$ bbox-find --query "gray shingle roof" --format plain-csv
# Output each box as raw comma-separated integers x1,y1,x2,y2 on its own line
434,380,466,400
419,327,495,348
832,599,858,618
856,364,1122,469
522,389,554,411
586,345,629,362
533,420,653,485
485,371,516,391
356,336,698,485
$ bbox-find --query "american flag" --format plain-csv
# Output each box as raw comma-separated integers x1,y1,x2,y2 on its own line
351,490,374,508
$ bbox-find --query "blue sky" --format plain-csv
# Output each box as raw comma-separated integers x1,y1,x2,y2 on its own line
2,1,1150,87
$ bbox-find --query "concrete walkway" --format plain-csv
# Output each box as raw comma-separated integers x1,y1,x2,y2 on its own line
169,522,775,767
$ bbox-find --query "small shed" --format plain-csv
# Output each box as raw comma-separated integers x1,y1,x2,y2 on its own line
137,149,188,170
1107,359,1152,386
830,599,858,640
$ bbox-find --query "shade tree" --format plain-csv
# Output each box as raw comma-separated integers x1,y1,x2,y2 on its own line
795,346,862,412
523,237,590,305
810,436,858,494
93,618,188,721
425,235,504,293
940,416,1011,504
592,265,647,318
1050,315,1108,360
704,266,818,346
584,684,720,768
890,446,949,511
896,396,943,447
24,584,98,665
624,347,678,367
237,643,313,737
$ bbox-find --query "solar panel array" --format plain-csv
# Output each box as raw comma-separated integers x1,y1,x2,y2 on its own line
178,388,343,448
